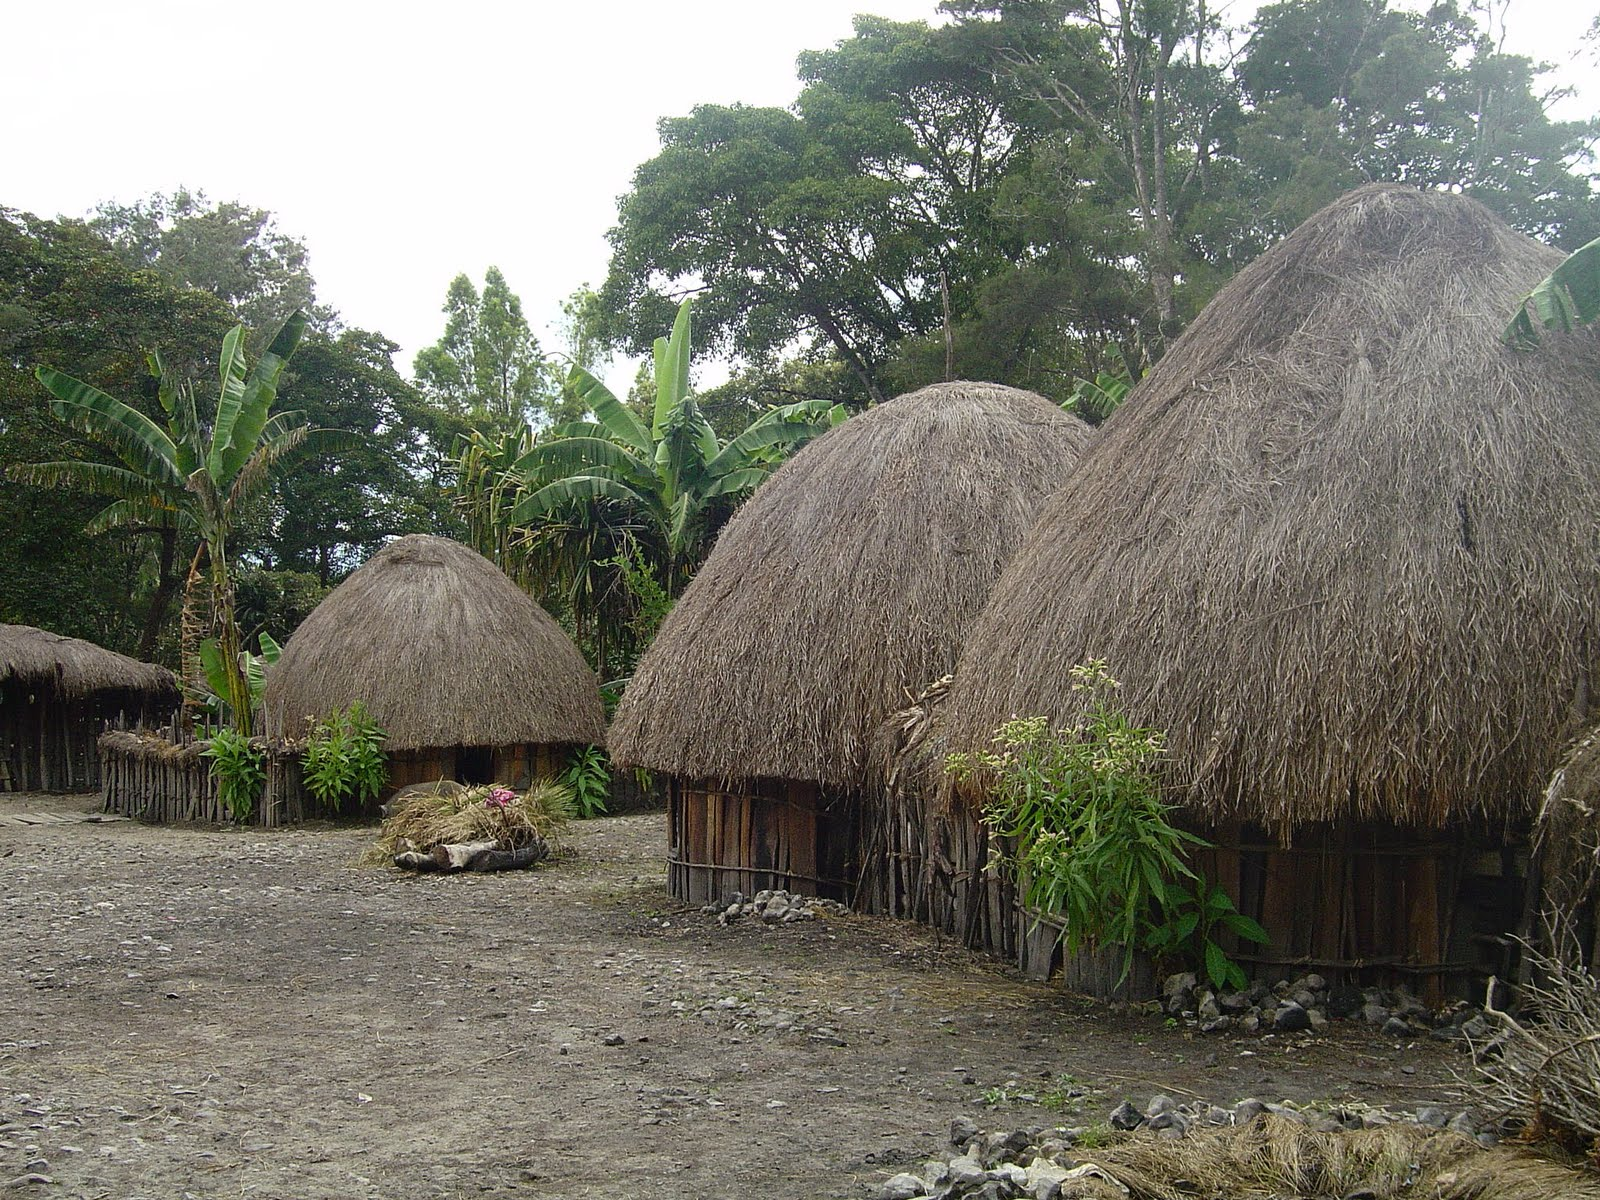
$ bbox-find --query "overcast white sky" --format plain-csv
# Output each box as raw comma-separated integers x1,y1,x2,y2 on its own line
3,0,1595,394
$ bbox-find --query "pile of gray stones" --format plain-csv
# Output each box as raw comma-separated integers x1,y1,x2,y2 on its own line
874,1099,1502,1200
1159,969,1494,1043
700,888,849,927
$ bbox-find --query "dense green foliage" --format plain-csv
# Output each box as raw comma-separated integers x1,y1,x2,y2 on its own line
201,725,265,823
948,661,1266,988
1,202,457,664
601,1,1598,405
414,268,555,434
455,300,841,678
300,702,389,813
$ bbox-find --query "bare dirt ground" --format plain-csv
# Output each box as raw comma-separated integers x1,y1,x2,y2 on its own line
0,793,1466,1200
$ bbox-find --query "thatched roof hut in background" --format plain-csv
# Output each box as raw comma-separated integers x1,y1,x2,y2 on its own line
1,623,179,793
262,535,604,799
939,184,1600,995
610,381,1093,904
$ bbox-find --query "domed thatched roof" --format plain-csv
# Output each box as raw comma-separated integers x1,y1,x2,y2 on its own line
262,535,605,750
944,184,1600,830
0,624,177,701
609,381,1094,787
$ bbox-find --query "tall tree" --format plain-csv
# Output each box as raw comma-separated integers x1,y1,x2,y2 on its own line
414,268,554,432
0,208,236,655
16,313,349,733
90,189,319,338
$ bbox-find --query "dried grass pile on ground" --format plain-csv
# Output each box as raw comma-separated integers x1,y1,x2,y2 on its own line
1072,1115,1600,1199
368,779,573,862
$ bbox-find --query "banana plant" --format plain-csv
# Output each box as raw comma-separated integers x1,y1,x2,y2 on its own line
506,298,843,596
1506,235,1600,346
15,311,355,734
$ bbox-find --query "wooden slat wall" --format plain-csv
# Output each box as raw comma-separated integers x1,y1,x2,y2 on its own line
665,778,854,904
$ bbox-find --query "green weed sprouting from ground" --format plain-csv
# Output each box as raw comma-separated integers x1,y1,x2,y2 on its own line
301,701,387,812
202,726,264,822
948,660,1267,989
561,744,612,818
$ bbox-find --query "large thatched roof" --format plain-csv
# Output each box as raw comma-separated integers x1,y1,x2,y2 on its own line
0,624,177,701
609,381,1094,786
261,535,605,751
944,184,1600,830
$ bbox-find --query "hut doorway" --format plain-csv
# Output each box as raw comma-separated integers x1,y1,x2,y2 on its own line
457,745,495,785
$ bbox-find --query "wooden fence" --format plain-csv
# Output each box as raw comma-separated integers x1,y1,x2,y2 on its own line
98,721,313,826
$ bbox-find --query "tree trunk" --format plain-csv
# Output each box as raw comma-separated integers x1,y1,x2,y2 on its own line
136,525,182,661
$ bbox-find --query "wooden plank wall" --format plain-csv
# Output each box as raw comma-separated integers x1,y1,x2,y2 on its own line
2,687,175,794
666,778,853,905
854,779,1017,959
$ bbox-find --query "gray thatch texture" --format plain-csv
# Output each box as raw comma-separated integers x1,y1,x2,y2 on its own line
0,624,177,701
609,381,1094,787
261,535,605,751
945,184,1600,830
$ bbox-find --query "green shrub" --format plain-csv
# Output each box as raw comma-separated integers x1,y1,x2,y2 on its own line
301,702,388,812
202,726,265,823
560,745,611,819
948,659,1266,989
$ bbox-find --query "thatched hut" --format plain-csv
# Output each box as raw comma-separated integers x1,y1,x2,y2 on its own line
0,624,179,793
609,381,1094,905
940,184,1600,995
261,535,605,798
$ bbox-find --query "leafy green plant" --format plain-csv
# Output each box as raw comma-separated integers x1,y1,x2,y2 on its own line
948,660,1266,988
201,725,265,822
1147,874,1268,992
1065,345,1141,424
301,702,388,813
561,745,611,819
1506,235,1600,346
15,313,354,735
195,631,281,728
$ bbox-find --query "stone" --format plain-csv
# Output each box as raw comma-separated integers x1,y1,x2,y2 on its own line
1023,1158,1070,1200
1460,1015,1491,1040
1144,1094,1177,1118
1382,1016,1412,1038
1197,995,1222,1021
1239,1013,1261,1034
1308,1009,1329,1033
1146,1110,1190,1135
1108,1100,1144,1131
1326,985,1365,1019
1218,990,1251,1013
1414,1107,1450,1128
1446,1112,1478,1136
877,1173,926,1200
1273,1003,1311,1032
948,1155,987,1187
1162,971,1197,998
1303,973,1328,992
602,1033,625,1046
950,1116,980,1147
1361,1003,1390,1025
1201,1016,1234,1034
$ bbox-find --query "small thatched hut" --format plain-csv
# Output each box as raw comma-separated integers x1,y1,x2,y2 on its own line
609,381,1094,905
941,184,1600,995
0,624,179,793
262,535,605,798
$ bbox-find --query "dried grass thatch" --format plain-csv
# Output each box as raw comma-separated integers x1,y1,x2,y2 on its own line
609,382,1093,787
1067,1115,1600,1199
0,624,177,702
945,184,1600,831
261,535,605,752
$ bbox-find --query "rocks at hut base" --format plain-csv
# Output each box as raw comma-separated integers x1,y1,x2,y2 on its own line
1154,971,1494,1048
701,888,848,927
